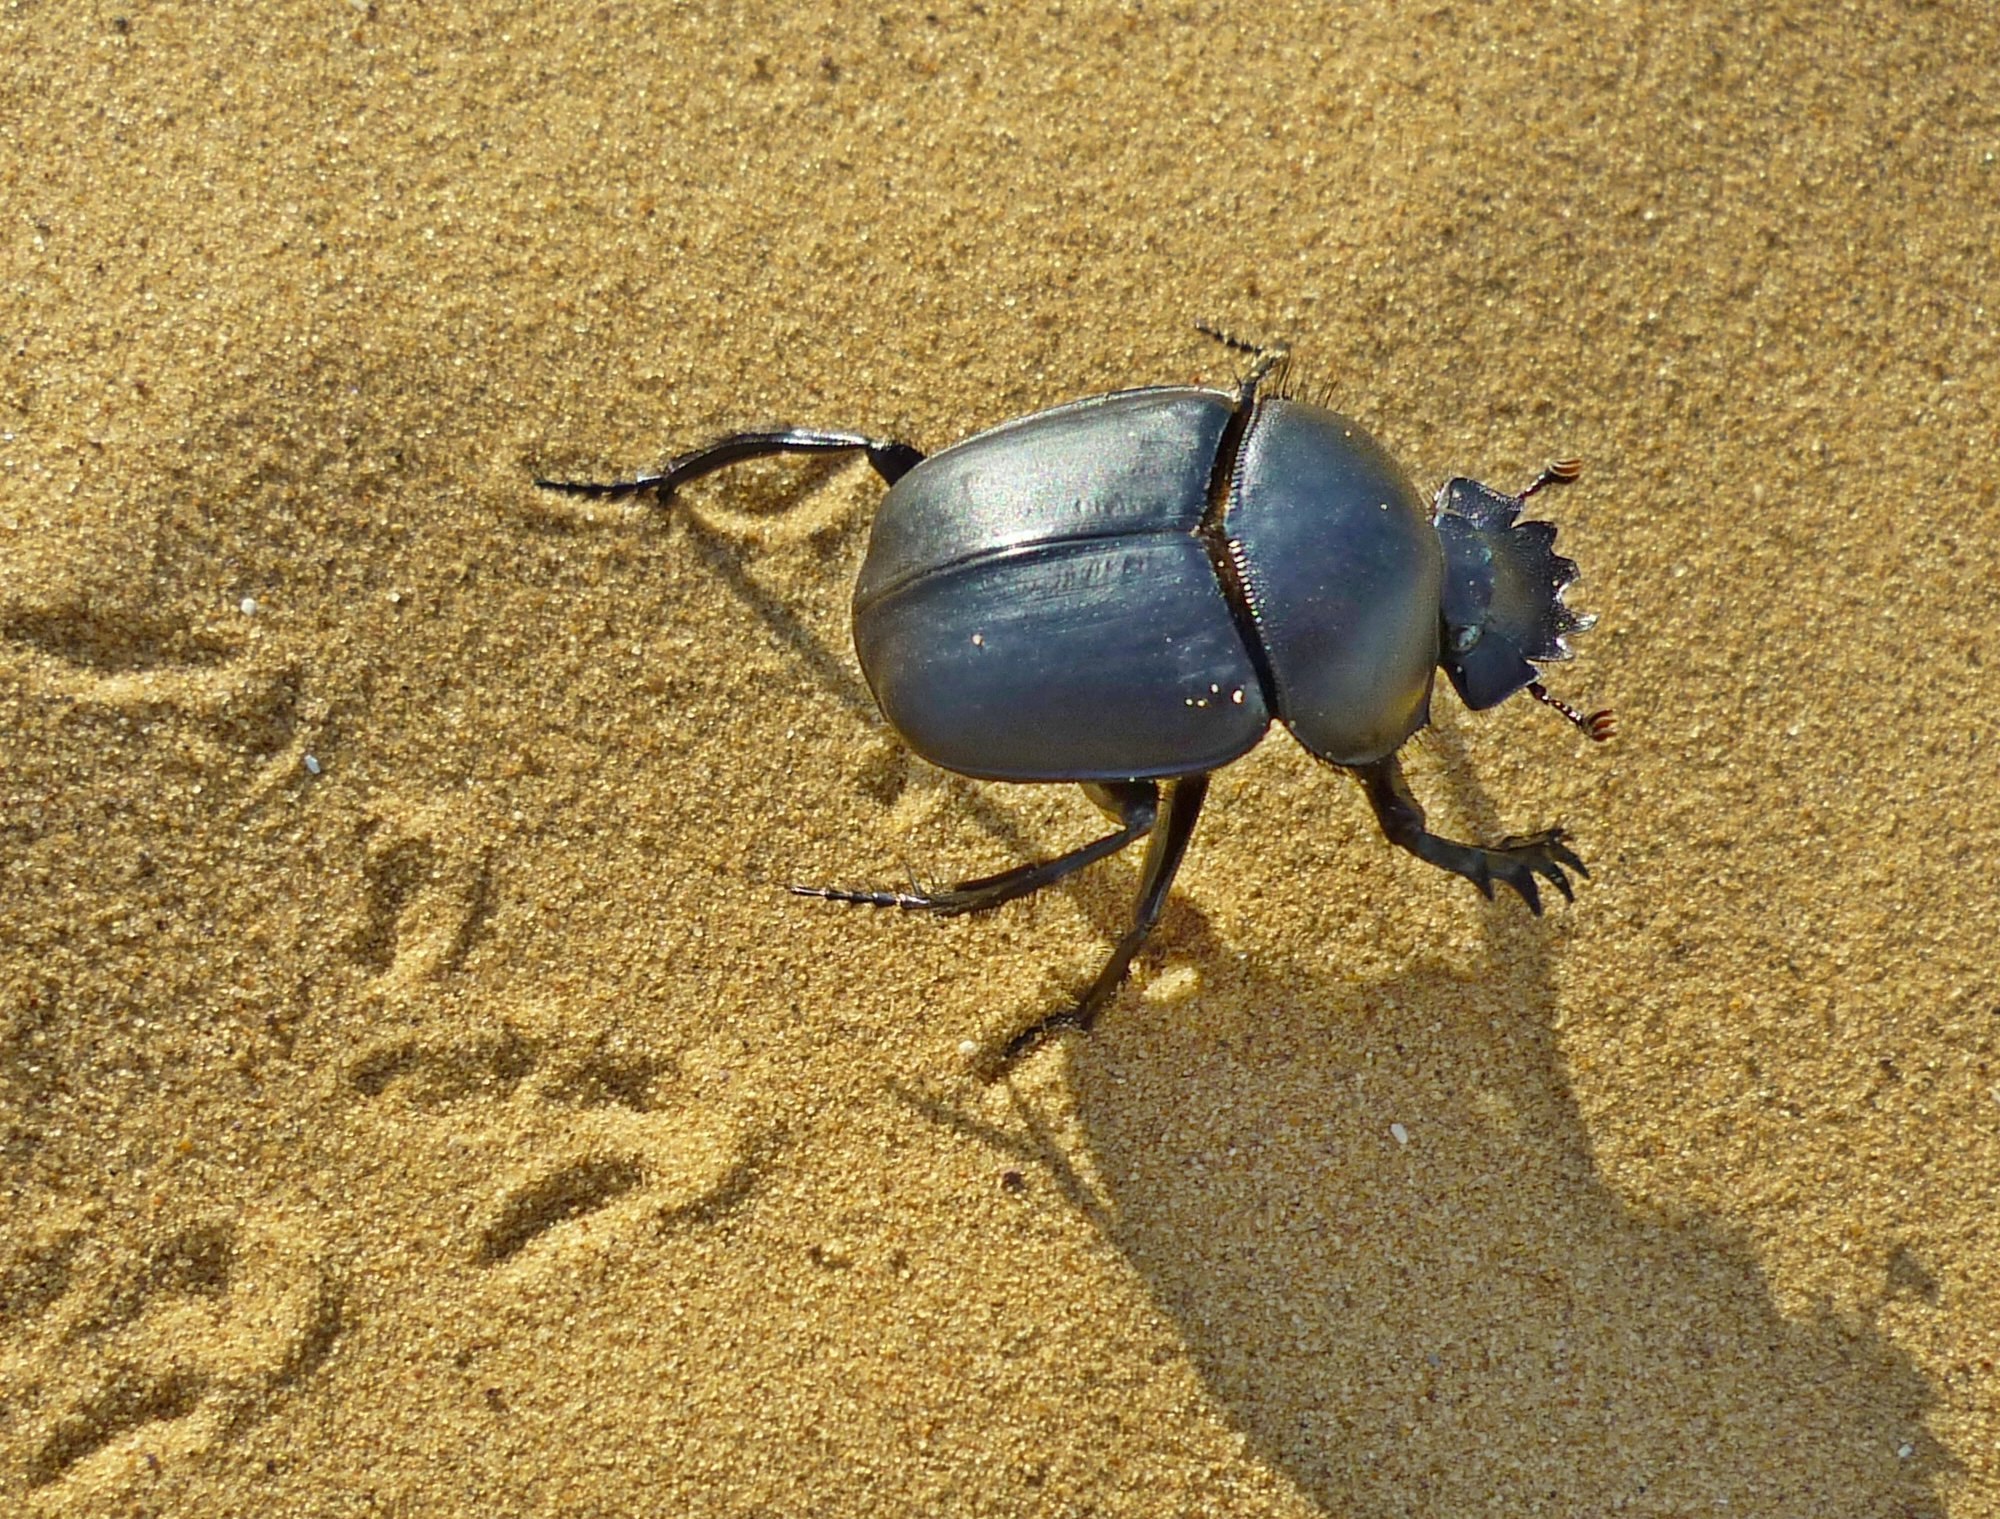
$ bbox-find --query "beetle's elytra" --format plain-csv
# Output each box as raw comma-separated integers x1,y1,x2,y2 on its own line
538,330,1610,1069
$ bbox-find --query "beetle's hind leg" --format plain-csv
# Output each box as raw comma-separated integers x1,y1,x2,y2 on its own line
1350,754,1585,915
791,781,1160,918
535,427,924,501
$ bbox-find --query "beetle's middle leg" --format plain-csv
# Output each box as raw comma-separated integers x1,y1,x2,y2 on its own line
535,427,924,501
997,773,1212,1068
1193,321,1291,402
791,780,1160,918
1350,753,1586,915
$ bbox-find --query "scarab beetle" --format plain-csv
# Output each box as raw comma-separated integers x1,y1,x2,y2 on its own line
538,329,1610,1065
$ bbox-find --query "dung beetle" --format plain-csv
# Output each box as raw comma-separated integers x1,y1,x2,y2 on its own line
538,329,1610,1065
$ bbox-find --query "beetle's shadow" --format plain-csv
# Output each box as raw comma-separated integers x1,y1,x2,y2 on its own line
1077,961,1942,1513
899,724,1946,1515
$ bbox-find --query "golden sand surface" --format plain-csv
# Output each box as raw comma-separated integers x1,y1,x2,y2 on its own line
3,3,1995,1514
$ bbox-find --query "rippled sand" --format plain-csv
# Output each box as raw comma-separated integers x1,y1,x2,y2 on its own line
2,4,1993,1514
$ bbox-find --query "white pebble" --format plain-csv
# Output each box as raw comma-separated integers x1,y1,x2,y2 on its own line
303,754,322,776
240,597,258,615
1390,1122,1409,1146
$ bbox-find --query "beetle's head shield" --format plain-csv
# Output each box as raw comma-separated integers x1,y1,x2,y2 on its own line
1433,478,1595,710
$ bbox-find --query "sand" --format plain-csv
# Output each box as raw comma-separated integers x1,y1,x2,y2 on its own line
2,2,1995,1514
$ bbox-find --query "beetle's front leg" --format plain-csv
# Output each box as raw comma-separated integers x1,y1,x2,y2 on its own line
1349,753,1585,915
